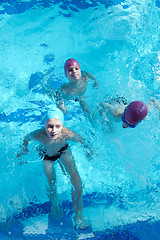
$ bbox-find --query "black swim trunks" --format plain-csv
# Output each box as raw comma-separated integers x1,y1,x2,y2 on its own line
43,144,69,162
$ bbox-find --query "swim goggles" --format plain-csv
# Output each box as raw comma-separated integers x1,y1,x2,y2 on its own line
121,108,137,128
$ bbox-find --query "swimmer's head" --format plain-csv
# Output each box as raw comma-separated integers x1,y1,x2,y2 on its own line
122,101,148,128
44,107,64,125
64,59,80,76
64,59,82,83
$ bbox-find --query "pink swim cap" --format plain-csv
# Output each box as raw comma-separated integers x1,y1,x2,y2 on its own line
124,101,148,125
64,59,80,76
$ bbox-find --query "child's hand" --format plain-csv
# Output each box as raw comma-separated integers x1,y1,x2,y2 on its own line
17,146,29,158
17,147,29,165
18,159,28,165
58,103,68,114
63,107,69,114
93,80,99,89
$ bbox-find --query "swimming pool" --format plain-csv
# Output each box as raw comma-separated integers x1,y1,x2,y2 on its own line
0,0,160,239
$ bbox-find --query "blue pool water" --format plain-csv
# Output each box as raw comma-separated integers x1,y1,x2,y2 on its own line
1,0,160,239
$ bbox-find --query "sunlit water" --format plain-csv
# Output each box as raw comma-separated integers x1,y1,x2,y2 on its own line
0,0,160,238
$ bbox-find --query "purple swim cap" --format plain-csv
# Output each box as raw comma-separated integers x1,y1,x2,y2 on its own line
64,59,80,76
124,101,148,125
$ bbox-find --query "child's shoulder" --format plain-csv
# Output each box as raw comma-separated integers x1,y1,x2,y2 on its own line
62,127,74,138
81,71,89,82
30,128,47,140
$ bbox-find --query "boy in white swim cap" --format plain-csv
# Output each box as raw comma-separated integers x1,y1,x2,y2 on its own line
17,107,87,229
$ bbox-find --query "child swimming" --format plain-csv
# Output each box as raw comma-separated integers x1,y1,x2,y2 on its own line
55,58,98,123
98,97,160,130
17,107,87,229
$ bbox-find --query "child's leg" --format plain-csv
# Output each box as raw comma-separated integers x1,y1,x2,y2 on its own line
43,159,56,187
43,160,62,220
60,149,87,229
98,102,113,132
148,98,160,119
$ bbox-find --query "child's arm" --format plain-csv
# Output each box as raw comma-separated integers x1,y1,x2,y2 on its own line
57,100,68,113
41,81,68,113
54,89,68,113
17,133,32,158
67,130,84,143
66,128,91,147
147,99,160,120
17,129,41,158
83,71,98,88
67,129,93,158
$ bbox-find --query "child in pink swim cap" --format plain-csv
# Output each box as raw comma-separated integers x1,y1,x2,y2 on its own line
56,58,98,124
64,59,81,81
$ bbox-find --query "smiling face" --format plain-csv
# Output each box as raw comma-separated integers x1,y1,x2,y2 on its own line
66,65,82,84
45,118,63,140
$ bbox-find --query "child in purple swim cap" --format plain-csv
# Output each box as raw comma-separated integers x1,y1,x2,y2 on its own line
122,101,148,128
98,97,160,131
55,58,98,124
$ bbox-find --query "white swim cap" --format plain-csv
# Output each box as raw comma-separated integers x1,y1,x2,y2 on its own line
44,107,64,125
